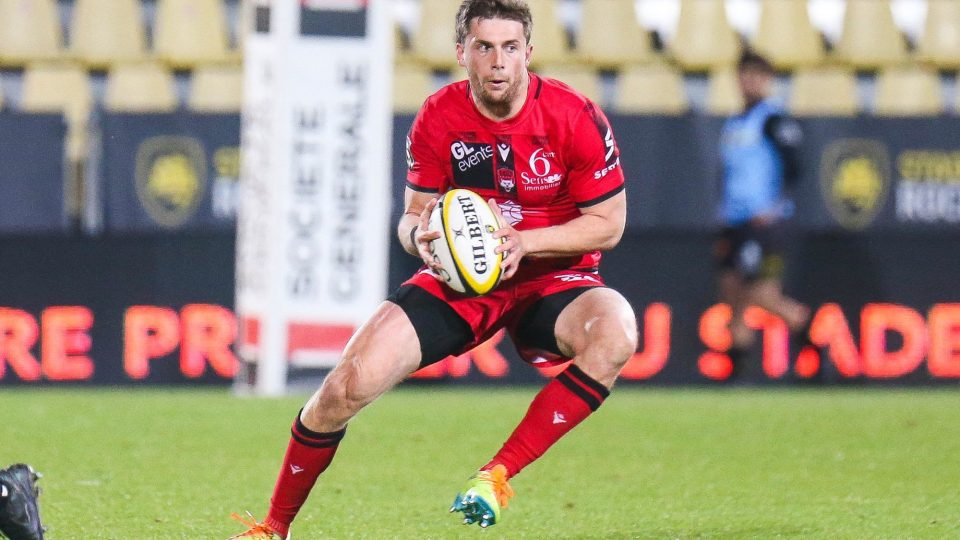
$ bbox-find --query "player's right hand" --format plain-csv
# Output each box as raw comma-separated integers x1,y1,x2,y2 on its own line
414,197,443,278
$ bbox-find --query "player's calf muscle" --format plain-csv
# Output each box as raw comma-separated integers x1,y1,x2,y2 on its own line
303,314,422,431
305,356,405,431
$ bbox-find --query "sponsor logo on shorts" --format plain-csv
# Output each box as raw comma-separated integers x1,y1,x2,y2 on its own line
554,273,600,283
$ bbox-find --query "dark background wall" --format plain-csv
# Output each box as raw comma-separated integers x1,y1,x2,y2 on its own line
0,112,958,385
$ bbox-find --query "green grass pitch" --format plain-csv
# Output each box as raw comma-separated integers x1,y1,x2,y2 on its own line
1,386,959,539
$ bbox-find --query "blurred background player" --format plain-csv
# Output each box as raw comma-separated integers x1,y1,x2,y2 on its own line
0,463,45,540
714,49,810,376
228,0,637,537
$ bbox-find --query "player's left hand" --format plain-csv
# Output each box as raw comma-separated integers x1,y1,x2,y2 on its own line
488,198,525,280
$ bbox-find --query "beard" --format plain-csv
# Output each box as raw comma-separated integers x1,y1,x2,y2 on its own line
470,73,524,118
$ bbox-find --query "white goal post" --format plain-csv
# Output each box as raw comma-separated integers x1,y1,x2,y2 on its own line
234,0,394,396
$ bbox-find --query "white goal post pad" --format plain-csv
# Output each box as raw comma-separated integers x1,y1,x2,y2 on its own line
236,0,394,396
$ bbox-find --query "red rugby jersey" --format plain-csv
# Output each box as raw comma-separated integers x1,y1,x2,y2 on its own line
406,73,625,271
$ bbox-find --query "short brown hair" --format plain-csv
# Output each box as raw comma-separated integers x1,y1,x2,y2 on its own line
455,0,532,45
737,49,775,74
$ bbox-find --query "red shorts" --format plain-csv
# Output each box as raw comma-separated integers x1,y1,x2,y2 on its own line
393,265,605,366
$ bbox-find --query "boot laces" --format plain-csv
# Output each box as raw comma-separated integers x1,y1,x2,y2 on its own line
480,464,515,509
228,511,281,539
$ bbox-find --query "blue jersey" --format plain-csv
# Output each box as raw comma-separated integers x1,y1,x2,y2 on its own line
719,99,793,225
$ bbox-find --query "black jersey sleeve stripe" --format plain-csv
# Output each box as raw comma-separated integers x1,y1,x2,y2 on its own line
406,181,440,193
565,364,611,399
534,75,543,99
556,372,603,411
575,184,624,208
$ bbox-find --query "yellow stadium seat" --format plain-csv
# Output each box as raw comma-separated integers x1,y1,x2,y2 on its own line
0,0,62,67
536,64,601,104
916,0,960,70
105,62,178,113
874,66,943,116
189,64,242,112
410,0,463,70
525,0,570,68
154,0,231,68
753,0,824,70
614,63,688,114
393,62,435,114
788,66,859,117
670,0,741,72
576,0,653,70
21,63,92,161
71,0,146,69
706,67,745,116
413,0,569,71
394,22,415,66
834,0,907,70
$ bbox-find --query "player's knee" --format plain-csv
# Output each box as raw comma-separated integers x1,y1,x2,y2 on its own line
337,358,379,410
319,357,376,414
591,309,638,368
609,314,639,367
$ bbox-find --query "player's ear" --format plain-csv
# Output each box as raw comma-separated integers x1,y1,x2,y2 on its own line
456,43,466,67
525,44,533,67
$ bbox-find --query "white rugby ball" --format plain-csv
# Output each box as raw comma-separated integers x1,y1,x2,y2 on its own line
428,189,505,296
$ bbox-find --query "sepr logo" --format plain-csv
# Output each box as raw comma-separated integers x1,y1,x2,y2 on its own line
820,139,890,230
135,136,206,228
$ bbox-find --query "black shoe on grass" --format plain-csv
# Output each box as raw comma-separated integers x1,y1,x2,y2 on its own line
0,464,45,540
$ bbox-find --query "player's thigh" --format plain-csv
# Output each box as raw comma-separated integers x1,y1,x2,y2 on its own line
553,287,638,362
386,283,475,368
320,301,425,403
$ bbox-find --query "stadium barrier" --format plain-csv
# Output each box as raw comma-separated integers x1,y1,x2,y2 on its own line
0,230,956,386
28,112,956,237
0,112,67,234
99,111,240,233
0,113,958,385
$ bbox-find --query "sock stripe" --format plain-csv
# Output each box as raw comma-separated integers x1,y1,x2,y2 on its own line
565,364,611,399
291,410,346,448
556,372,602,411
290,430,343,448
